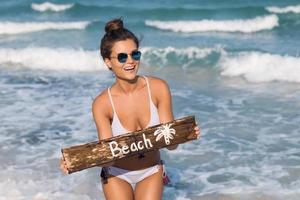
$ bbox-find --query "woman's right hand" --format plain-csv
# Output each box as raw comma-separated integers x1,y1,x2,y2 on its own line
60,157,69,174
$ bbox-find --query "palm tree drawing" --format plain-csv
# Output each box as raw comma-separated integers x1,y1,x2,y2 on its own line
154,123,176,145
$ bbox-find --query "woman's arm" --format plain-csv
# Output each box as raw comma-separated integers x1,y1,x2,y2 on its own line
92,91,113,140
151,77,178,150
92,91,115,166
152,77,200,150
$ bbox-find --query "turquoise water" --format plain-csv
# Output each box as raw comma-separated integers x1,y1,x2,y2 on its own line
0,1,300,199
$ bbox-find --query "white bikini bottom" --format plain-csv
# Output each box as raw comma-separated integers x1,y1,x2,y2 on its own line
107,165,159,184
101,161,169,185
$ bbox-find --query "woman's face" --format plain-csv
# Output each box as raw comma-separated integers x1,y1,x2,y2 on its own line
105,39,140,81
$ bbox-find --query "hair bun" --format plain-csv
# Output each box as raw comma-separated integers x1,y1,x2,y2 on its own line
105,18,124,33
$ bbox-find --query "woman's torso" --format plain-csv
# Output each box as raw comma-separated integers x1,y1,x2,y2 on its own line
107,76,161,170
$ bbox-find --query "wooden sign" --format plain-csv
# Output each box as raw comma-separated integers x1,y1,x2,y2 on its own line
61,116,197,174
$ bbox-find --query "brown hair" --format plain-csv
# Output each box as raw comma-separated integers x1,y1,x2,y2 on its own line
100,18,139,60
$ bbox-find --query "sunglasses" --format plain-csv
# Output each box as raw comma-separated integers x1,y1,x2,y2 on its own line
110,50,141,63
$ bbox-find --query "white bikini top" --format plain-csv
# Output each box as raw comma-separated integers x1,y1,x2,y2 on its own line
107,76,160,136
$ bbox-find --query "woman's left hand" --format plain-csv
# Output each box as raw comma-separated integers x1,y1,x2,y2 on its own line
194,124,200,139
187,123,200,140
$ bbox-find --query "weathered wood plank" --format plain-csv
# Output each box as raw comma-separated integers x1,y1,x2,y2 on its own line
61,115,197,173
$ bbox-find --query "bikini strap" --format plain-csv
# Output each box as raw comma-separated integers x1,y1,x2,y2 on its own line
159,160,171,185
107,88,116,114
100,167,109,184
143,76,152,101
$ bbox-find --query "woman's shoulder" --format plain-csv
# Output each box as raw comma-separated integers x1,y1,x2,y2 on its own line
146,76,171,103
146,76,169,89
92,88,111,114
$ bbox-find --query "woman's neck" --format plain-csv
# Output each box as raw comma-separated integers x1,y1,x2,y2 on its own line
114,75,140,94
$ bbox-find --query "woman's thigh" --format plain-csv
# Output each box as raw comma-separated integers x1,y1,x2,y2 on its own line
134,165,164,200
102,176,134,200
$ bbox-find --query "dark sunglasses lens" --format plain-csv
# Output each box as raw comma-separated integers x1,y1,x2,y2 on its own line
132,51,141,61
117,53,128,63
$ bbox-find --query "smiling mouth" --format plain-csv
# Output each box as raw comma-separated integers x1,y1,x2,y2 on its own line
123,65,135,71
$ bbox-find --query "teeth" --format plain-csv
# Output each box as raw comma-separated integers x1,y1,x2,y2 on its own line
124,66,135,70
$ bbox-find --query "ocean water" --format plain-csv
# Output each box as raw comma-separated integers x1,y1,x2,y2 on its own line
0,0,300,199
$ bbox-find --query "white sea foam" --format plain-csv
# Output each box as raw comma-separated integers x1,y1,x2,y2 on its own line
31,2,74,12
0,21,89,35
266,5,300,14
145,15,279,33
0,167,103,200
181,163,300,198
219,51,300,83
0,48,105,71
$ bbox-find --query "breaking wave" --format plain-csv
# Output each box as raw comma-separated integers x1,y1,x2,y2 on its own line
219,51,300,83
145,15,279,33
0,47,105,71
31,2,74,12
0,21,89,35
266,5,300,14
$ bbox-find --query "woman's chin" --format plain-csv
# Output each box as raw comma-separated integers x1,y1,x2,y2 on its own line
127,74,139,82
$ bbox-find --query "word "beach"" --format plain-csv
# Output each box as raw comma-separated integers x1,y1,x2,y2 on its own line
109,134,153,157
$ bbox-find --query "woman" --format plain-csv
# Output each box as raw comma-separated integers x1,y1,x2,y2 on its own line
61,18,200,200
